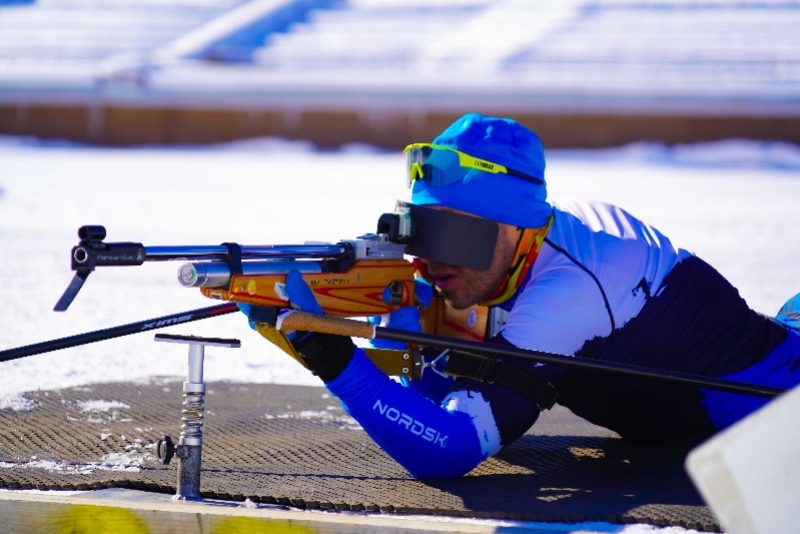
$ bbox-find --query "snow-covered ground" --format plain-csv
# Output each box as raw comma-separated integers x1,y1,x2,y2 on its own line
1,136,798,398
1,137,799,534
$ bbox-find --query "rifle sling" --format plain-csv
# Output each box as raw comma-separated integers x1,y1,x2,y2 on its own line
443,350,559,411
222,242,243,275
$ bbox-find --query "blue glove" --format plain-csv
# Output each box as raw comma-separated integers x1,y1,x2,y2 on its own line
269,270,356,382
237,271,353,382
413,277,434,311
284,269,324,315
368,279,433,349
237,270,324,331
368,279,453,402
236,302,256,330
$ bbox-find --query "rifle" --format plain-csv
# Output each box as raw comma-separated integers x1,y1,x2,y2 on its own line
54,225,414,316
52,223,489,380
47,222,785,399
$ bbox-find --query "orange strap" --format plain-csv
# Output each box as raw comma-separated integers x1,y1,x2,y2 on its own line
480,216,553,307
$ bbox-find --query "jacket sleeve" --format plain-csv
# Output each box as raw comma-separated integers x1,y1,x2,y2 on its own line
325,341,543,478
325,348,485,478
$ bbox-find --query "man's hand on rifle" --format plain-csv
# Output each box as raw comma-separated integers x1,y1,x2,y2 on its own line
239,272,446,387
367,279,433,349
368,279,453,402
239,270,355,383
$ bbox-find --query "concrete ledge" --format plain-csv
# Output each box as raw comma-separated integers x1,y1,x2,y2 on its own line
2,105,799,148
0,489,606,534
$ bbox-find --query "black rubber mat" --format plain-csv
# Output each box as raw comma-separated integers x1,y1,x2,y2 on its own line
0,382,720,531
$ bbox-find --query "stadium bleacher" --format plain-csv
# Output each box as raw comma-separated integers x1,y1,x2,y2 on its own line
0,0,798,146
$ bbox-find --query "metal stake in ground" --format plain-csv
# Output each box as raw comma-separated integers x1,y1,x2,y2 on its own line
154,333,240,501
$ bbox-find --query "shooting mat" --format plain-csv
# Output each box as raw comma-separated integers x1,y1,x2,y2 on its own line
0,382,719,531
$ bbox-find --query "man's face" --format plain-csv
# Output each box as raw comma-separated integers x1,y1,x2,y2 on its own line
418,214,521,309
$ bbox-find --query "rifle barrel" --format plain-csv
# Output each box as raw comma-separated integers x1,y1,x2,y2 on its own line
143,244,347,261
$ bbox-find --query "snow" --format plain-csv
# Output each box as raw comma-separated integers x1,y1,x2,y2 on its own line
96,451,148,471
0,392,35,411
76,399,130,412
554,139,800,171
1,136,797,396
0,451,149,473
0,136,408,395
264,408,362,430
2,136,797,534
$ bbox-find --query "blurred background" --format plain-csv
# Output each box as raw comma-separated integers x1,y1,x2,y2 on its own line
0,4,798,528
1,0,799,148
1,0,799,410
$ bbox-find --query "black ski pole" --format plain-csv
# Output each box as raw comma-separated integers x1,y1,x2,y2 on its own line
0,303,239,364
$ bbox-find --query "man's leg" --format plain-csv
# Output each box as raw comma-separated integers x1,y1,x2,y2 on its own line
701,328,800,430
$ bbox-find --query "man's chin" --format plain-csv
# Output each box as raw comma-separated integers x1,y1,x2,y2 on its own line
441,292,477,310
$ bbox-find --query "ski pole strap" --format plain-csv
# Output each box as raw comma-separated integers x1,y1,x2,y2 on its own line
443,351,559,411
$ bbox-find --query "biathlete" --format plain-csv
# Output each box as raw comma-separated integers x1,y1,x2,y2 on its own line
245,114,800,479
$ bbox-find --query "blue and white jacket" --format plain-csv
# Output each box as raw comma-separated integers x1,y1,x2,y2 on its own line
325,200,799,478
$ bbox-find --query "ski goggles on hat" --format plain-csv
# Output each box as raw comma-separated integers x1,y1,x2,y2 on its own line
404,143,543,188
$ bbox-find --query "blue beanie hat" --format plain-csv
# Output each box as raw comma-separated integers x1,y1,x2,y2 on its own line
410,113,551,228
